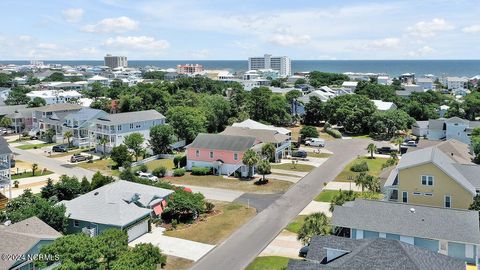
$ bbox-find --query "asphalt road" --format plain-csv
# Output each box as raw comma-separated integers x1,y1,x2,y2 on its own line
234,193,283,212
192,139,371,270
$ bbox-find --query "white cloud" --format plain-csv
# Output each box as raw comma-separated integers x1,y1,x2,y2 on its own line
82,16,138,33
463,25,480,33
407,18,454,38
62,8,84,23
186,49,210,59
360,38,401,50
103,36,169,50
407,45,435,57
37,43,58,50
267,33,311,46
18,35,33,42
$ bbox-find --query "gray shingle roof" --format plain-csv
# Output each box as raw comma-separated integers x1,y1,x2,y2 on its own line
428,118,446,130
0,136,12,155
93,109,165,125
413,120,428,129
331,199,480,244
0,105,28,116
187,133,257,151
62,180,173,227
220,126,290,144
287,235,465,270
0,217,61,270
34,103,82,112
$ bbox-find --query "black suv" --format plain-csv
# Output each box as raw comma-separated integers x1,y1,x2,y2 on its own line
52,145,68,152
376,146,394,154
292,150,307,158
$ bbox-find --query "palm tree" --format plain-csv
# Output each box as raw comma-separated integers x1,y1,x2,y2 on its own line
31,163,38,176
329,190,357,212
394,137,404,154
297,212,331,245
354,172,368,192
366,143,377,159
64,130,73,147
389,151,398,161
261,143,276,162
365,175,380,193
242,149,260,179
99,137,108,156
257,159,271,183
43,129,55,143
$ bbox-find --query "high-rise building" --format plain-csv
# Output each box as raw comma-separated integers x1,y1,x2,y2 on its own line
248,54,291,77
104,54,128,69
176,64,204,74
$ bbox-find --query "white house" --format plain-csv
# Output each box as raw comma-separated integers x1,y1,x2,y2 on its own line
416,78,435,90
377,76,390,85
87,75,110,86
90,110,166,153
372,100,397,111
341,81,358,92
415,117,480,144
26,90,82,105
445,77,468,90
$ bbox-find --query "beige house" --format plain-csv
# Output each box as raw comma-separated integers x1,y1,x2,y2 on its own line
384,140,479,209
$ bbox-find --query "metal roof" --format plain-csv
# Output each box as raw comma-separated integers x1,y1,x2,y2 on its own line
93,109,165,125
187,133,257,152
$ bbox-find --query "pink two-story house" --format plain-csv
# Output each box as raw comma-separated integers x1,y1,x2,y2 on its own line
186,133,259,177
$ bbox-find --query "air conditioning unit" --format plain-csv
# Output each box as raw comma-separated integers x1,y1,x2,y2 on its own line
82,227,96,237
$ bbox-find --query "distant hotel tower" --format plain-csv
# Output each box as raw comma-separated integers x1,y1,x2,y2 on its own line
104,54,128,69
176,64,204,74
248,54,291,77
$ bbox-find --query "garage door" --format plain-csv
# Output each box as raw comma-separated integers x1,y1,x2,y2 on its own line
127,219,149,242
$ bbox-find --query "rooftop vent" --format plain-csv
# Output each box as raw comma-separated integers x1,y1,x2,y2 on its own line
94,192,99,196
409,208,415,213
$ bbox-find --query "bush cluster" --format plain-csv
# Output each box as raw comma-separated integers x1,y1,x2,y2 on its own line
173,168,186,177
191,167,212,175
350,161,369,172
325,127,342,138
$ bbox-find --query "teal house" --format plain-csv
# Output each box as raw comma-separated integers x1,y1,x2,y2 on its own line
0,216,61,270
61,180,173,242
332,199,480,266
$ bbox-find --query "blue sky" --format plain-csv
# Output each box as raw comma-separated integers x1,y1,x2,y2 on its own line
0,0,479,60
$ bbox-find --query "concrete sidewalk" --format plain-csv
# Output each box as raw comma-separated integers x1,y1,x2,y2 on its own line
179,184,244,202
259,230,303,258
270,169,308,177
324,181,362,192
269,174,301,183
299,201,331,217
129,227,215,261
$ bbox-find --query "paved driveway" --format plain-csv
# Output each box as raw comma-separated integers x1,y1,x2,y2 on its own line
259,230,302,258
129,227,215,262
234,193,282,212
180,184,244,202
192,139,371,270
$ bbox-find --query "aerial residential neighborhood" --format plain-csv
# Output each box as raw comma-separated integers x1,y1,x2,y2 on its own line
1,1,480,270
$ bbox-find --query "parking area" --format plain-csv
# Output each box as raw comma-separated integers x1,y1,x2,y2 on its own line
129,227,215,262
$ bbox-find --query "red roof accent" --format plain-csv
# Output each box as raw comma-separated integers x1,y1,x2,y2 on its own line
153,204,163,215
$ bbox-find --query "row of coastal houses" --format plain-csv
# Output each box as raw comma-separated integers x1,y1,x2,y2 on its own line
186,119,291,178
290,139,480,269
6,103,166,152
0,180,174,270
412,117,480,145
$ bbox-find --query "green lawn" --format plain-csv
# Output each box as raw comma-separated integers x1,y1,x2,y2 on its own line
76,158,120,177
133,159,175,172
334,157,388,182
271,163,315,172
169,173,293,193
246,256,290,270
314,189,360,202
307,152,332,158
12,170,54,180
164,202,256,244
285,215,306,234
16,143,57,150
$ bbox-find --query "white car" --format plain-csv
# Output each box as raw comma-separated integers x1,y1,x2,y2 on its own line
138,172,158,181
305,138,325,147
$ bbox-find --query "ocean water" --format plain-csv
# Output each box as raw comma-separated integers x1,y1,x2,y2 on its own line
1,60,479,77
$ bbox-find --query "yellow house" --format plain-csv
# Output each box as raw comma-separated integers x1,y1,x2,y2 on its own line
384,140,479,209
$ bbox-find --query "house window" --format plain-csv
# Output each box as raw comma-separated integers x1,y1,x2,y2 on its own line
421,175,434,186
117,125,122,131
424,193,433,197
74,220,80,227
413,192,421,195
402,191,408,203
234,153,238,161
209,151,214,158
195,150,200,157
136,124,141,128
445,195,451,208
130,123,134,129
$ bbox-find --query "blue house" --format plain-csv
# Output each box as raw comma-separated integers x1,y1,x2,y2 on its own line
61,180,173,242
0,216,61,270
331,199,480,265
